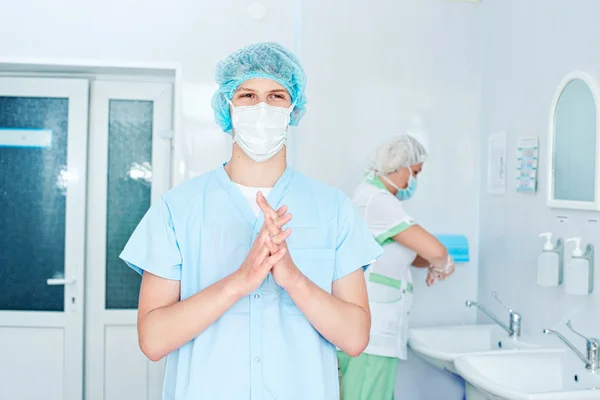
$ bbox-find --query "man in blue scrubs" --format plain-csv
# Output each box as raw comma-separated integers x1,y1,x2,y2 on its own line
120,42,383,400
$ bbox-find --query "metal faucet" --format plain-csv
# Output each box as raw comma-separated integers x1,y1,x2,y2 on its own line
543,320,599,371
465,292,521,339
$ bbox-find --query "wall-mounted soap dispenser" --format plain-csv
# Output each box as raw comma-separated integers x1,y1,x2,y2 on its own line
537,232,563,287
565,237,594,295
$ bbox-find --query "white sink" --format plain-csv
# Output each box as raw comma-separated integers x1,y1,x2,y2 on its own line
455,349,600,399
408,324,540,374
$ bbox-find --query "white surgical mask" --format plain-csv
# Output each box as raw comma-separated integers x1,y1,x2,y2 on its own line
227,98,294,163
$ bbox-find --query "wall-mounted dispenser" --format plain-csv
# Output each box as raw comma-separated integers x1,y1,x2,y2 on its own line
564,237,594,295
537,232,563,287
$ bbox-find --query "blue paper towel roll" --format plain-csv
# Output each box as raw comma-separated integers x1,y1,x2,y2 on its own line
434,234,469,263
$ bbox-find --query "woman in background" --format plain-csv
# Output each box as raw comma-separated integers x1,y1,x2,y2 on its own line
338,134,456,400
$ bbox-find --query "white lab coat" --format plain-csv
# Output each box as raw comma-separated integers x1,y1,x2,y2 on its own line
352,175,416,360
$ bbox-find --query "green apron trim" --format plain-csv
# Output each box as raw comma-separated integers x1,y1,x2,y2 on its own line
364,172,388,190
374,221,414,246
369,273,413,292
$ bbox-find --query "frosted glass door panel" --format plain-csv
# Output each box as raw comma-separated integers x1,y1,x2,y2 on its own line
106,100,154,309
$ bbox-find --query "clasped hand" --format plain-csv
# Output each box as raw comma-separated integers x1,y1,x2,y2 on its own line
233,192,302,297
425,255,456,287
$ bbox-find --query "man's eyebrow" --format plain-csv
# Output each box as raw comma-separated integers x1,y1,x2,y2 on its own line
235,87,257,93
234,87,290,95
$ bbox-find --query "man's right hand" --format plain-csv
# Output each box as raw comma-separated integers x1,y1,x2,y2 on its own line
230,201,292,297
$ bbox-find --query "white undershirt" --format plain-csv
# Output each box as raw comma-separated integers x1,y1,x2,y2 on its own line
234,183,273,217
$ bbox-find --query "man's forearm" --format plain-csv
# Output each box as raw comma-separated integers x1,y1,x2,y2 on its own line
139,275,242,361
285,274,370,357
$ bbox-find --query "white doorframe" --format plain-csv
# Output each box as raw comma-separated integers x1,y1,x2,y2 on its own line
85,81,173,400
0,77,89,400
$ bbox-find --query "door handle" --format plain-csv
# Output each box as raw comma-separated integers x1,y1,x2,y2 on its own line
47,278,76,286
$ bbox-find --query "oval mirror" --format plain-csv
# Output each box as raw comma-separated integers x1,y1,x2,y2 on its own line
548,72,600,210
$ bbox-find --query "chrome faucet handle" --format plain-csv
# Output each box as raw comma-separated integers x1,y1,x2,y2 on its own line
544,326,599,370
492,292,513,313
566,320,600,347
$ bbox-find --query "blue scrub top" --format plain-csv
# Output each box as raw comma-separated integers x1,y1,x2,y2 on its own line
120,165,383,400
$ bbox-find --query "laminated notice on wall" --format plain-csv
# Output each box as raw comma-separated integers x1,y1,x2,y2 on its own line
487,131,507,195
516,137,538,193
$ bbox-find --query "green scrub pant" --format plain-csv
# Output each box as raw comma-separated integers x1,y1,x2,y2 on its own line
337,350,398,400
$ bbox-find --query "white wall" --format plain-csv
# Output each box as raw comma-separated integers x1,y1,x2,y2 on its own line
298,0,482,329
0,1,482,398
300,2,482,397
478,0,600,360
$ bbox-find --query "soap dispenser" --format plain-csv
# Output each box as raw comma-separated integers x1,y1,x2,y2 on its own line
565,237,594,295
537,232,563,287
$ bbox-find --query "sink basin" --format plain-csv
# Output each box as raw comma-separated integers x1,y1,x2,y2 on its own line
455,349,600,399
408,324,540,374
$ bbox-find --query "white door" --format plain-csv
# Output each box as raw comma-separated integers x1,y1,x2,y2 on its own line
0,78,89,400
85,81,173,400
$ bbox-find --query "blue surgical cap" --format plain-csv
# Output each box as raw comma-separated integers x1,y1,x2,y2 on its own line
211,42,308,133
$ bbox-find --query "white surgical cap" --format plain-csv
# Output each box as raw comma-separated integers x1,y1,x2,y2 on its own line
372,134,428,174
